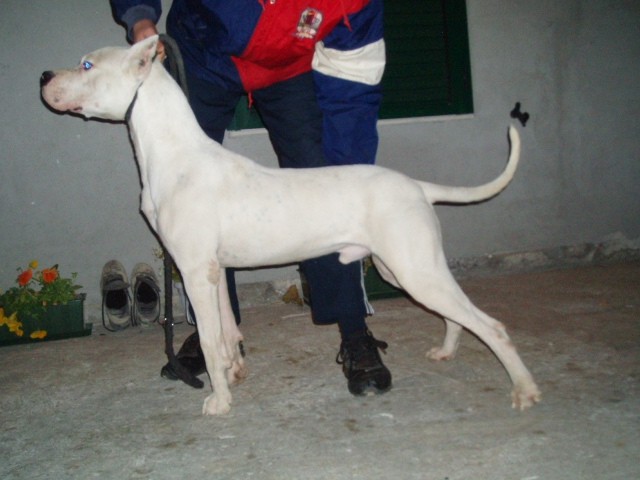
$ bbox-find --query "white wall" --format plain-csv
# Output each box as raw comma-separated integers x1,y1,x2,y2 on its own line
1,0,639,317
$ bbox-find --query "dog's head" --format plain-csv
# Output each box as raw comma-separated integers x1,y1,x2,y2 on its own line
40,36,159,121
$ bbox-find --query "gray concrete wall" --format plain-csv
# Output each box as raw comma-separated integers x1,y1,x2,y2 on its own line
1,1,639,315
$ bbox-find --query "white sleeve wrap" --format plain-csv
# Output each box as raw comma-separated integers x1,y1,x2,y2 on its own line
312,38,386,86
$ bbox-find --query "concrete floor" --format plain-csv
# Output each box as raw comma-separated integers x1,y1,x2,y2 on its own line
1,262,638,479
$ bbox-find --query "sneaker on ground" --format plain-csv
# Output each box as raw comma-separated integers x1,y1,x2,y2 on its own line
336,330,392,396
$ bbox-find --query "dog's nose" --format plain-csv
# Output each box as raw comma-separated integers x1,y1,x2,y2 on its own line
40,71,55,87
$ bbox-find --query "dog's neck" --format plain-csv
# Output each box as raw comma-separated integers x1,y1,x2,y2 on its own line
126,62,214,163
124,61,226,228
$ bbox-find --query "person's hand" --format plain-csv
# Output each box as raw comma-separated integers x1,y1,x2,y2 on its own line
132,19,165,60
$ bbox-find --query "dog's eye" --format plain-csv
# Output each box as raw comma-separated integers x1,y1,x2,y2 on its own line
81,60,93,71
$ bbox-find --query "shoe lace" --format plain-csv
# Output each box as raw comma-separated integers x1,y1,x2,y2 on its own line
336,330,388,369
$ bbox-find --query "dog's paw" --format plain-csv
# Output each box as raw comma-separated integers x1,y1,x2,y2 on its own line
202,392,232,416
511,383,542,411
426,346,456,361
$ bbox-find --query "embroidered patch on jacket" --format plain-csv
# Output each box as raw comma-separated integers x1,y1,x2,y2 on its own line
295,8,323,39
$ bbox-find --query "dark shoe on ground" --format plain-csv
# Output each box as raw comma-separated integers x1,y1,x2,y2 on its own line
160,331,207,380
100,260,131,331
336,330,392,395
131,263,161,325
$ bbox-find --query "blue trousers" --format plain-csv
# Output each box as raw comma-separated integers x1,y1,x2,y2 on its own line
185,71,370,333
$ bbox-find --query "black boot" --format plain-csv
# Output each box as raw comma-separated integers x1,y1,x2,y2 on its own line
160,331,206,380
336,330,392,395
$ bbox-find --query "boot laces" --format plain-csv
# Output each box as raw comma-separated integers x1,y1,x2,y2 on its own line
336,330,388,370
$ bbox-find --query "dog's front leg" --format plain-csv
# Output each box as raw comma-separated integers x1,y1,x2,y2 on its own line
182,262,233,415
218,269,247,385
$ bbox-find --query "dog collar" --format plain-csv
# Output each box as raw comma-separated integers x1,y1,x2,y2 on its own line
124,90,139,123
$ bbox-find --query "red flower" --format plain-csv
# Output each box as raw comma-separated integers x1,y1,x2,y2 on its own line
17,269,33,286
41,267,59,284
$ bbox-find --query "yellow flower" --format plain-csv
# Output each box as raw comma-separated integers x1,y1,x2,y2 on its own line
30,330,47,340
0,307,12,326
0,308,24,337
29,260,39,269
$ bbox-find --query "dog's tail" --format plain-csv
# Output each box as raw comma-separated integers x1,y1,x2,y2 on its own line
422,125,521,204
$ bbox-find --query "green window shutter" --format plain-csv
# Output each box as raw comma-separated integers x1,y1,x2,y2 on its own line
229,0,473,131
380,0,473,119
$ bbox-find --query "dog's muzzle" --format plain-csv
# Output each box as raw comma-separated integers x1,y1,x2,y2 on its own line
40,71,55,87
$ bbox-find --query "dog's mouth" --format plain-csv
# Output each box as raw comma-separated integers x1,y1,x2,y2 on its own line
43,94,83,114
40,83,83,114
53,96,83,113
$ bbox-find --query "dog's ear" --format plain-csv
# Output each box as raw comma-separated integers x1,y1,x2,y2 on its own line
126,35,159,81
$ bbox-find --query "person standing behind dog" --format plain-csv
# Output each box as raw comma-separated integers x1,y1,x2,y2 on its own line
111,0,391,396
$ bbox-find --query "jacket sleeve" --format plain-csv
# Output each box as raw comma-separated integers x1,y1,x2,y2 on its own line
312,0,385,166
110,0,162,41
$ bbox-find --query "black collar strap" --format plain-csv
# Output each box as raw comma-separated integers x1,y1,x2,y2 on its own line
124,89,139,123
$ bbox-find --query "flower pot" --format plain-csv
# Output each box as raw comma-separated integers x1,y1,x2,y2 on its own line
0,294,91,347
362,263,405,300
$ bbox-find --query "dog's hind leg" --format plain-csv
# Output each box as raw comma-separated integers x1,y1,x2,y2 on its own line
371,254,400,288
181,262,233,415
380,244,540,409
412,271,539,409
372,255,463,361
426,319,463,361
462,304,541,409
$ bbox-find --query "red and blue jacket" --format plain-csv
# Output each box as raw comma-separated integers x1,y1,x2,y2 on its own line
111,0,385,165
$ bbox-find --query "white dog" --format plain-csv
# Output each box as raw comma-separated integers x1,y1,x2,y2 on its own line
41,36,540,415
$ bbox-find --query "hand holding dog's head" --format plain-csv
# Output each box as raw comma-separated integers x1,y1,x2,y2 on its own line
40,36,159,121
